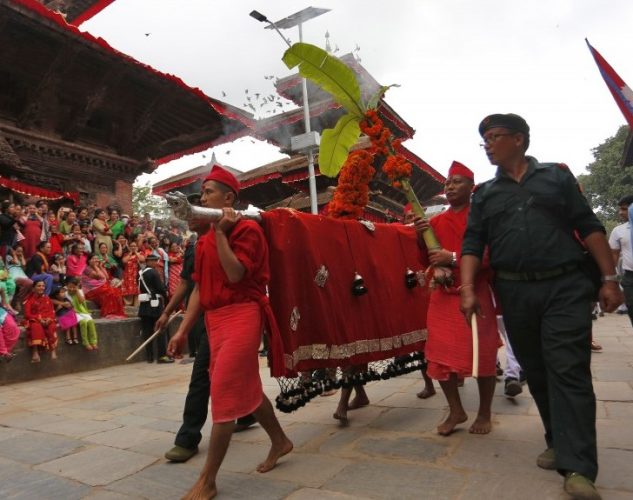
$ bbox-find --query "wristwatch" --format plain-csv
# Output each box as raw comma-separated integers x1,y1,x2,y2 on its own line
601,274,619,283
451,252,457,267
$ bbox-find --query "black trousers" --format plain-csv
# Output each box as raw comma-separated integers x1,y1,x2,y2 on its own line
140,315,166,361
495,270,597,481
621,271,633,327
174,315,255,450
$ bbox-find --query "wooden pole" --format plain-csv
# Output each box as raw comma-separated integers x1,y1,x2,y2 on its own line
125,310,182,362
471,314,479,378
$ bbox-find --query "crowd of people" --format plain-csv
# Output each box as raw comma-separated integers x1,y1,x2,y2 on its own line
0,200,187,363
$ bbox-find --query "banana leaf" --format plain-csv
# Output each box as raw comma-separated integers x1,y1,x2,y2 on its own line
283,43,364,118
318,113,362,177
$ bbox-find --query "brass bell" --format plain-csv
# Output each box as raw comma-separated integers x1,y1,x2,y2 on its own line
351,272,368,296
405,268,418,289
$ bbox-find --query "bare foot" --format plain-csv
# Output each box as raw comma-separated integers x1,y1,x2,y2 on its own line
181,476,217,500
469,415,492,434
257,438,293,473
348,394,370,410
416,386,436,399
51,350,58,360
437,411,468,436
30,356,41,364
332,410,349,426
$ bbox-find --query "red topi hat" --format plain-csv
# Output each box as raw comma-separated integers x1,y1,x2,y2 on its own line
403,203,413,213
203,165,240,195
448,161,474,181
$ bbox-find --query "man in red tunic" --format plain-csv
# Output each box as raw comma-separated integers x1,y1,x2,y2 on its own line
167,165,292,499
415,161,499,435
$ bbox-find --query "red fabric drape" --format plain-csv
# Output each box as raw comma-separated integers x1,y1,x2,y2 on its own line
261,209,430,376
0,176,79,204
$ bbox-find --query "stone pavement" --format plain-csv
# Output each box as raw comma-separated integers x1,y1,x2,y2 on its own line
0,314,632,500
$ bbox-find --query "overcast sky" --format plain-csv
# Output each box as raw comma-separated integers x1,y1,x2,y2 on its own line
84,0,633,186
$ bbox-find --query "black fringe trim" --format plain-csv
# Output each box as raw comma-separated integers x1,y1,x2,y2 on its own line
275,352,426,413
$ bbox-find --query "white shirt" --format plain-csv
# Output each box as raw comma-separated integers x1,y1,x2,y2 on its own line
609,222,633,271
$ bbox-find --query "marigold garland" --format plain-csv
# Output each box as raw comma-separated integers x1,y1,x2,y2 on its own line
328,150,375,219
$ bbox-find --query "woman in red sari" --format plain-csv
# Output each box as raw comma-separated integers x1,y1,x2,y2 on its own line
81,254,126,319
167,242,183,298
24,279,58,363
121,241,145,305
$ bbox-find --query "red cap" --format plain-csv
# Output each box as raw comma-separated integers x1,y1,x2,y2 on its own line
403,203,413,213
203,165,240,195
448,161,474,181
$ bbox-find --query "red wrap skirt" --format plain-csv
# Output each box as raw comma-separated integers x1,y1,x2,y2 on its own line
426,281,500,380
205,302,263,423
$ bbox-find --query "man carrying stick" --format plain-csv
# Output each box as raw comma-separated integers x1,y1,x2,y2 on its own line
460,113,623,500
414,161,498,436
167,165,292,499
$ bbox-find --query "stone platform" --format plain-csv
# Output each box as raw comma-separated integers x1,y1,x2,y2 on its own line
0,313,632,499
0,308,183,385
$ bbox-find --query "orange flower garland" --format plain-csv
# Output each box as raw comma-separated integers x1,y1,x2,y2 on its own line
360,110,412,186
328,150,375,219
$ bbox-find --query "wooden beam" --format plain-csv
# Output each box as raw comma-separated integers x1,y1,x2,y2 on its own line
62,67,125,142
119,93,168,155
17,42,78,129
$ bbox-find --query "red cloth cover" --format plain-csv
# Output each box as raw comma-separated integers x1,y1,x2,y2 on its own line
261,209,430,376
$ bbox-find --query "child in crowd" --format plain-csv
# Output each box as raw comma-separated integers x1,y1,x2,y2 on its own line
67,278,98,350
51,286,79,345
50,253,67,285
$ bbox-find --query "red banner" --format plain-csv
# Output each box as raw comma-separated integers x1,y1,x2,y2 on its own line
261,209,429,375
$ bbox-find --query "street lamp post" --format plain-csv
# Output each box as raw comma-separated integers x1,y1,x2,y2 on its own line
250,7,331,215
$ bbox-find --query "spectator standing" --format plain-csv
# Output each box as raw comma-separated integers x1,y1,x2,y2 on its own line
168,242,183,298
22,204,42,259
92,209,113,255
121,240,144,305
138,253,171,363
609,195,633,326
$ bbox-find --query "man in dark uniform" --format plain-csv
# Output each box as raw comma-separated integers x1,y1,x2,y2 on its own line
460,113,623,500
160,194,255,463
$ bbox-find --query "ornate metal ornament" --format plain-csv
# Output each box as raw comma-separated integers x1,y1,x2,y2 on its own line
314,265,329,288
290,307,301,332
351,272,368,296
405,267,418,289
358,219,376,232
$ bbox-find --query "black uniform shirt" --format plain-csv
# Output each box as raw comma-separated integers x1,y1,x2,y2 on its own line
180,242,196,306
462,156,604,272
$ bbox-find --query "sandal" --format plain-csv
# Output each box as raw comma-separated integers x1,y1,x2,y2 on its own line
73,339,80,345
65,339,73,345
30,357,41,363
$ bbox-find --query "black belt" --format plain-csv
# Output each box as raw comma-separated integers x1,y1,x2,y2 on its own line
496,263,579,282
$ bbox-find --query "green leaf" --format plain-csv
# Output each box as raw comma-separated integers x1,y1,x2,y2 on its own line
318,113,361,177
367,84,400,110
283,43,364,117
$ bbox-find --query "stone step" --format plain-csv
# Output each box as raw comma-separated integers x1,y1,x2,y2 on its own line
0,315,183,385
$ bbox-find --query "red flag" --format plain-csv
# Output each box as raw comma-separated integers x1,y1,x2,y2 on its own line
586,39,633,128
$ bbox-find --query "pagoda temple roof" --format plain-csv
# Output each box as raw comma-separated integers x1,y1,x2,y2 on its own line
152,160,242,197
0,0,253,171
